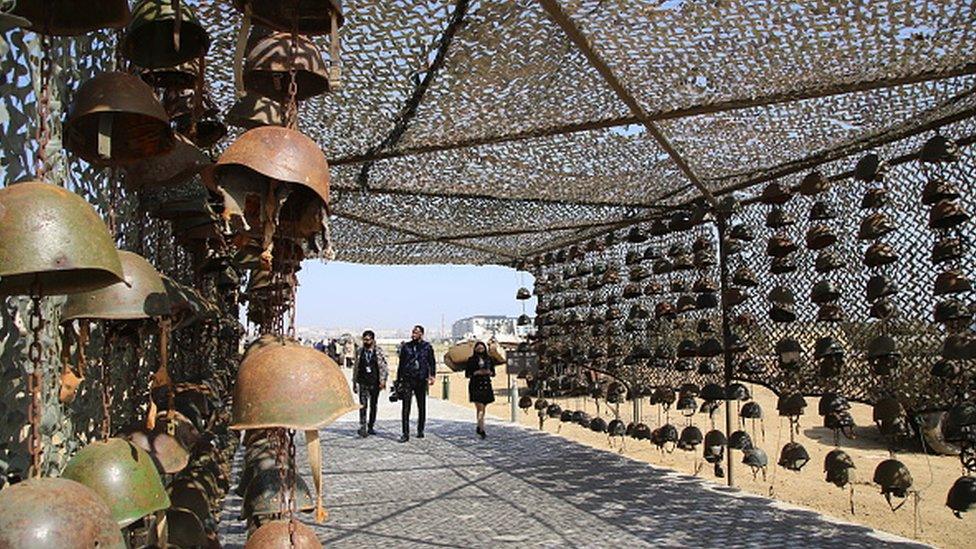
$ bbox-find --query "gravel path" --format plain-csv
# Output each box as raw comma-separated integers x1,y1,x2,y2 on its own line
218,383,927,548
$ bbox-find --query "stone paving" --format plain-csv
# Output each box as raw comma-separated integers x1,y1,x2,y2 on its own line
219,391,927,548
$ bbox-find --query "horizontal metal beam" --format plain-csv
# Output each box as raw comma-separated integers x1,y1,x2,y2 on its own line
332,209,520,261
331,184,663,210
388,214,658,246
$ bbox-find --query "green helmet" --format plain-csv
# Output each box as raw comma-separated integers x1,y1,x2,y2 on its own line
61,438,170,526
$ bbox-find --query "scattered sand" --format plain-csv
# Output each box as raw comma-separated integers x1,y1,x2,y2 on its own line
435,366,975,549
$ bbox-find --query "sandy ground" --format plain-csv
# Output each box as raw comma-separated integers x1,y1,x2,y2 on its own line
433,366,975,549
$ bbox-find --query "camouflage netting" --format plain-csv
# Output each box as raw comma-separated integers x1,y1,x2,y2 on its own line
184,0,976,264
1,0,975,473
0,28,240,482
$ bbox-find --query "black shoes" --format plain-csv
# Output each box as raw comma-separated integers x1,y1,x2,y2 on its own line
417,432,425,439
398,434,409,443
367,427,376,435
476,427,486,439
358,426,367,438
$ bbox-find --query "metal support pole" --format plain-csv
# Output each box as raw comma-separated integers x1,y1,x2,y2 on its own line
442,374,450,400
510,377,518,423
716,214,735,488
632,396,641,423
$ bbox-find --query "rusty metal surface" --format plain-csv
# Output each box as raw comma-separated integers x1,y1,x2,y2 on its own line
61,250,171,321
244,519,323,549
213,126,330,205
137,56,201,90
0,477,125,548
232,0,343,35
123,133,212,189
241,468,315,520
244,26,329,101
121,425,190,474
60,438,171,527
231,338,357,430
0,181,124,296
167,506,210,547
64,71,174,166
10,0,129,36
122,0,210,69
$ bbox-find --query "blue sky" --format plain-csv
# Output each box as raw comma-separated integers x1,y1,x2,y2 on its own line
295,261,535,336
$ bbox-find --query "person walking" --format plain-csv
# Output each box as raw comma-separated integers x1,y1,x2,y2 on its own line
353,330,388,438
396,325,436,442
465,341,496,439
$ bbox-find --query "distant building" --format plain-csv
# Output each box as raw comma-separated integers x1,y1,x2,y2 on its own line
451,315,530,343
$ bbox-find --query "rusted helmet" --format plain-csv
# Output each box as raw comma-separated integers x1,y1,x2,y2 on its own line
244,26,329,101
167,506,210,548
678,425,703,451
0,477,125,548
211,126,329,206
740,401,763,420
233,0,343,35
123,133,211,190
65,71,173,165
778,442,810,471
873,459,913,507
728,430,753,450
559,409,573,422
122,0,210,69
607,419,626,437
242,468,315,520
818,393,850,416
546,403,562,419
947,476,976,518
652,424,679,450
589,417,608,433
703,430,726,463
167,478,213,526
533,398,549,412
232,337,357,429
632,423,651,440
824,449,855,488
9,0,129,36
138,56,201,90
575,412,592,428
742,447,768,478
120,424,190,474
61,438,170,526
777,393,807,418
62,251,170,321
245,519,323,548
0,181,124,296
518,396,533,410
944,401,976,443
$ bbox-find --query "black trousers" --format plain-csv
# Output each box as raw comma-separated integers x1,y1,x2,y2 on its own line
358,385,380,428
400,379,428,436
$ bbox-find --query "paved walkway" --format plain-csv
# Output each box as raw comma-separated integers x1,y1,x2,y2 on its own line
219,389,925,548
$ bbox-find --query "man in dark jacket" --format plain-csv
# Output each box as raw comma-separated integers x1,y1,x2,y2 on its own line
353,330,388,438
396,325,436,442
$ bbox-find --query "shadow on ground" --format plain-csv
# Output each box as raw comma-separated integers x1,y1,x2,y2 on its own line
219,419,927,549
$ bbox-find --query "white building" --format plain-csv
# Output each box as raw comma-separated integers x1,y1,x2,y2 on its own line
451,315,530,343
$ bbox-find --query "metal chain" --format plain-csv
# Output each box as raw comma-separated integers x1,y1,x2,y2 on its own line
101,331,115,440
27,289,44,478
285,26,299,130
274,428,288,522
34,34,51,181
287,429,297,546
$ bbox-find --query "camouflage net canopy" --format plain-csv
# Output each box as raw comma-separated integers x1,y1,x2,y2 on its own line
181,0,976,265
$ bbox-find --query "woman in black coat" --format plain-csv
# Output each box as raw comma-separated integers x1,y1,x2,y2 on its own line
465,341,495,439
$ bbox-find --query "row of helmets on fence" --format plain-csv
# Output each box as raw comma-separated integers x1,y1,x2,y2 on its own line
0,0,354,547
